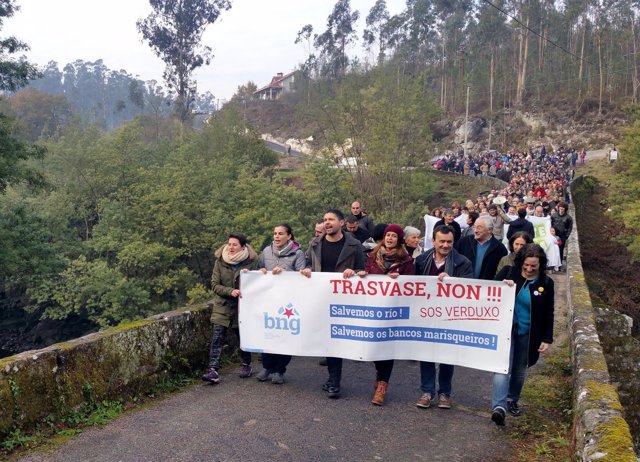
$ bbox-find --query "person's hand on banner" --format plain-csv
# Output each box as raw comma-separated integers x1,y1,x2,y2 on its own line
388,273,399,279
437,272,450,281
272,266,284,275
231,289,241,297
502,279,515,287
342,269,355,278
300,268,312,278
357,271,367,277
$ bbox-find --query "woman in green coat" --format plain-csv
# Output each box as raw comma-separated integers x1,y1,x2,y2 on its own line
202,232,258,384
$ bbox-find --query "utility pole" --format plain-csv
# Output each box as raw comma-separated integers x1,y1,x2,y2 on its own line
464,86,470,154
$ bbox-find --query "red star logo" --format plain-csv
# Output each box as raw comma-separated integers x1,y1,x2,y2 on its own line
283,308,294,318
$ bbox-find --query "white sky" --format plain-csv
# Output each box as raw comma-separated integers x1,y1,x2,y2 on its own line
4,0,406,102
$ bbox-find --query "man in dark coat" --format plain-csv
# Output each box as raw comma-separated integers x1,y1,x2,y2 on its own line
304,208,366,399
350,201,375,235
505,207,535,241
344,214,370,244
456,216,508,280
551,202,573,262
434,209,462,244
414,225,473,410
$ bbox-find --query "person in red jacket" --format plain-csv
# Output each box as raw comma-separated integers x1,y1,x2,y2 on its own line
357,224,415,406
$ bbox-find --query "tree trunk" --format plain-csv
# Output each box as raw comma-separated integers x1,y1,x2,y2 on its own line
516,2,530,106
578,13,587,99
598,36,603,115
489,50,494,150
633,18,639,103
440,35,446,109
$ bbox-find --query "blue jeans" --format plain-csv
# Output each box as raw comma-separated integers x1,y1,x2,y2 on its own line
492,333,529,410
419,362,454,396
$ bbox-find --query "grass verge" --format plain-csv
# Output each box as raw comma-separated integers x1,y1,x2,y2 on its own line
506,343,573,462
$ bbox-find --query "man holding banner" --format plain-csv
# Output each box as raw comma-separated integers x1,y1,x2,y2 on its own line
414,225,473,409
302,208,366,399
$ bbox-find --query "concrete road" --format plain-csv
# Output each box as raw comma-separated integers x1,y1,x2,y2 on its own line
16,358,511,462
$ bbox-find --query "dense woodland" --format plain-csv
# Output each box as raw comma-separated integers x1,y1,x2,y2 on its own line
292,0,640,113
0,0,639,355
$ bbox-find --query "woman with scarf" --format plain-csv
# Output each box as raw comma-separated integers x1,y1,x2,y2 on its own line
357,224,415,405
255,223,307,384
202,232,258,384
490,244,554,426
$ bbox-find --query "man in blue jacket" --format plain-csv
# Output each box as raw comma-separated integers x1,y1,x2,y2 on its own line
414,225,473,410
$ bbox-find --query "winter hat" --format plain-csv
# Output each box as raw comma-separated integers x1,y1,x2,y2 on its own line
384,224,404,243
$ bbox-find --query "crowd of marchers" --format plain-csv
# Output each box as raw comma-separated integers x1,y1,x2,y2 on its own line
200,143,577,428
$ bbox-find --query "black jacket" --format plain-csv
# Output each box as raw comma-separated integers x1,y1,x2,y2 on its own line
495,266,554,367
415,248,473,278
434,219,462,244
551,212,573,240
506,218,535,240
456,235,508,280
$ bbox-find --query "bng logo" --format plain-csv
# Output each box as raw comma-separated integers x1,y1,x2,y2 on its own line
263,303,300,335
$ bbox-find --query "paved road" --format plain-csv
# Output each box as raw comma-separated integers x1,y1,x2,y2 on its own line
16,358,511,462
264,140,302,157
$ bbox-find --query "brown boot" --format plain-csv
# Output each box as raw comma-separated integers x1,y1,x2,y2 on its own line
371,381,388,406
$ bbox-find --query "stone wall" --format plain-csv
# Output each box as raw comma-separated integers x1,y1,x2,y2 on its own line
0,304,213,438
594,306,640,453
566,201,637,461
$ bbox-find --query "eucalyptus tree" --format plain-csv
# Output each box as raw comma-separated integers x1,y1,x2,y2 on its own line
137,0,232,122
363,0,390,65
313,0,360,79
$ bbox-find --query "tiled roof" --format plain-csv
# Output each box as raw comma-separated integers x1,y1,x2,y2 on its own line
254,71,295,93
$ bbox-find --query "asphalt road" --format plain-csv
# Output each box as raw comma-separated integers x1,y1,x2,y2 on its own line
264,140,302,157
16,358,512,462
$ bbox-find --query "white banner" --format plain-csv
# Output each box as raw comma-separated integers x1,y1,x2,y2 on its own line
422,215,441,250
239,271,516,373
503,216,552,250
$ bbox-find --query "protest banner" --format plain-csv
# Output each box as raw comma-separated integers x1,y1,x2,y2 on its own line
503,215,552,249
239,272,516,373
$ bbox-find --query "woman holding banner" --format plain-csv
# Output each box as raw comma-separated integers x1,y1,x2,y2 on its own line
357,224,415,406
202,232,258,384
491,244,554,426
254,223,307,385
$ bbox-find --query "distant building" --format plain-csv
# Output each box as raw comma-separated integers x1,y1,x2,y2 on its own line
254,71,296,100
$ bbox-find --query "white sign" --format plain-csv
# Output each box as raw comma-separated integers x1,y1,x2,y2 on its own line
239,271,516,373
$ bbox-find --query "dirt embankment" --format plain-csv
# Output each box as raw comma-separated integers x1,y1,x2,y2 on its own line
572,166,640,332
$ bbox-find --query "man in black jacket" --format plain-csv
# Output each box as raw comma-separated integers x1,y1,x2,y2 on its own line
551,202,573,262
505,208,535,241
456,216,508,280
414,225,473,410
434,209,462,244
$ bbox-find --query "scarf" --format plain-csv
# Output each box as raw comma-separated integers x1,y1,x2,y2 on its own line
221,245,249,264
272,240,293,258
375,247,398,272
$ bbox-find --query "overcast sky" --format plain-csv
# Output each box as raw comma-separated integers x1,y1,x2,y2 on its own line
4,0,406,101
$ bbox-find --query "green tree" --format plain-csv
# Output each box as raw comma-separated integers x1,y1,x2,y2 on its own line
137,0,232,122
363,0,390,65
0,0,39,91
8,89,74,142
314,0,360,79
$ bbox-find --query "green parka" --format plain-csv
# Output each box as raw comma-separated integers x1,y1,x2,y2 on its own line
210,244,258,327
